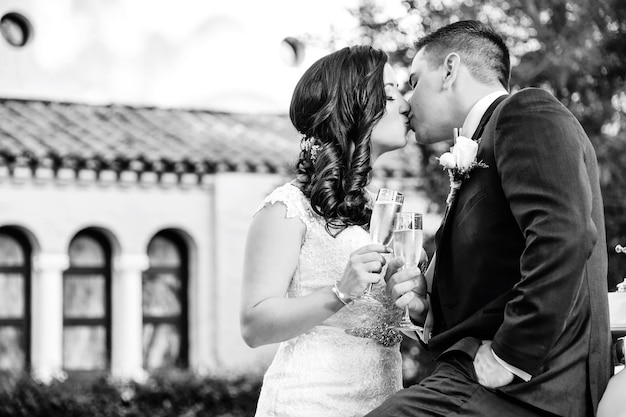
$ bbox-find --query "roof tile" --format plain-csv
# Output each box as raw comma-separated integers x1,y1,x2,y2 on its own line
0,98,420,178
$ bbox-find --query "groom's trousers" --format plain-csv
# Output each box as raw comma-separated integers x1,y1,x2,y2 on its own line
364,353,558,417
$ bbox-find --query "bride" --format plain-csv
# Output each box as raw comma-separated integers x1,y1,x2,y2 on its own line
240,45,412,417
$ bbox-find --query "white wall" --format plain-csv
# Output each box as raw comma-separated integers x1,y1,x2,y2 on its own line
212,173,288,373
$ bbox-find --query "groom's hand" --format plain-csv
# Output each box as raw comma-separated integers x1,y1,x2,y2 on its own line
384,257,429,323
473,341,514,388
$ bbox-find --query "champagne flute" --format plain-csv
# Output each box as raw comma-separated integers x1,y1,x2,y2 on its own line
392,212,425,331
359,188,404,305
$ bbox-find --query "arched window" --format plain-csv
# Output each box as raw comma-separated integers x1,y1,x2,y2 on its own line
143,231,188,369
0,228,31,371
63,231,111,373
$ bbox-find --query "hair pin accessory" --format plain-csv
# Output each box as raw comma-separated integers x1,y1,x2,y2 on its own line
300,134,321,163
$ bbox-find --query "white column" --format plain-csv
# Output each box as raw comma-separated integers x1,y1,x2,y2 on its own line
111,253,149,381
31,253,69,382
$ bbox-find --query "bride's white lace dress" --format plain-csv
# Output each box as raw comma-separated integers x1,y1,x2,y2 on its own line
253,183,403,417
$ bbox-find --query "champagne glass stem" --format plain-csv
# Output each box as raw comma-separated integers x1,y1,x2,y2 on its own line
395,265,421,329
363,283,374,298
396,301,423,331
401,305,412,322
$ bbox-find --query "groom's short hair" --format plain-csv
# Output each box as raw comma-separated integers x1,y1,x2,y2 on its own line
415,20,511,90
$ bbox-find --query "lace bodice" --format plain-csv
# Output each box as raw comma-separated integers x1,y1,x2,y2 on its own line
253,183,403,417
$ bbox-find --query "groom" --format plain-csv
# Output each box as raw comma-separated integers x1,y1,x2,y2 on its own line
367,20,612,416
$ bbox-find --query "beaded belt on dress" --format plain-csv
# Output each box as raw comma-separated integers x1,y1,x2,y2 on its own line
308,325,402,347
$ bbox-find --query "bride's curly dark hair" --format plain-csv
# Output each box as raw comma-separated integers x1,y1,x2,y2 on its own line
290,45,388,236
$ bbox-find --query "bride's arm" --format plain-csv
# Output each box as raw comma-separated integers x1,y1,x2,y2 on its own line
240,202,385,348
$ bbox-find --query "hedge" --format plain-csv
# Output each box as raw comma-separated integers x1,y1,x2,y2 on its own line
0,369,263,417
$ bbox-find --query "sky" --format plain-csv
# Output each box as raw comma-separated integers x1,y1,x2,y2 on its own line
0,0,362,114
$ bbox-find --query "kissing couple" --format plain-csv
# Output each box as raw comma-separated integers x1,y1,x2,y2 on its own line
241,20,611,417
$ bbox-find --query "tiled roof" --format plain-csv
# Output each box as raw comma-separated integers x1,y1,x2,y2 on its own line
0,98,421,181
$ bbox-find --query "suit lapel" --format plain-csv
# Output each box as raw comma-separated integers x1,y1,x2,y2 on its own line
434,94,508,248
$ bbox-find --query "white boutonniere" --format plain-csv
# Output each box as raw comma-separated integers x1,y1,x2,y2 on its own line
438,134,488,206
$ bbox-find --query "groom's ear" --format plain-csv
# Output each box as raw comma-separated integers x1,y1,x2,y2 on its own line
442,53,460,90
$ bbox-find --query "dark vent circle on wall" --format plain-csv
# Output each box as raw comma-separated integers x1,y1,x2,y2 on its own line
1,12,33,47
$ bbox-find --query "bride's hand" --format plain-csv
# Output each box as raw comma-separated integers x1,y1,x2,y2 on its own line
337,243,392,300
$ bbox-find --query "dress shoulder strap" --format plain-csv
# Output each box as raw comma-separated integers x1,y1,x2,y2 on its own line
254,183,318,231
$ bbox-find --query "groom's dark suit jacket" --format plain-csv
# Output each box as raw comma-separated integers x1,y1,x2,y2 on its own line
431,88,611,417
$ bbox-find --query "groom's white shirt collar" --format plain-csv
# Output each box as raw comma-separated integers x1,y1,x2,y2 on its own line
461,90,508,139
